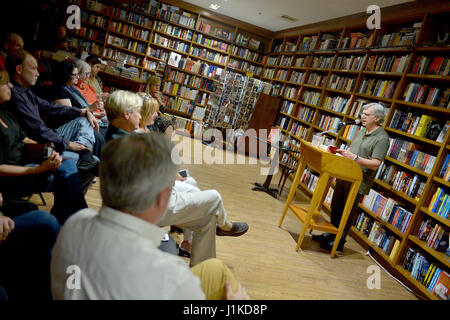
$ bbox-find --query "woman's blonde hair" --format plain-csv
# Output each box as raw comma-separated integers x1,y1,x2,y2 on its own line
137,92,159,128
0,69,10,86
105,90,143,122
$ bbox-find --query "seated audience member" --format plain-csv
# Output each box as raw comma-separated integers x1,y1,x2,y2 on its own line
0,69,87,224
85,55,107,98
0,33,24,70
136,91,174,136
5,50,100,191
27,40,53,98
104,91,249,266
0,192,61,300
144,75,164,108
51,133,249,300
73,59,98,106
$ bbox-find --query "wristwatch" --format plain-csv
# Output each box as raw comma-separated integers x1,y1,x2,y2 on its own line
354,154,359,162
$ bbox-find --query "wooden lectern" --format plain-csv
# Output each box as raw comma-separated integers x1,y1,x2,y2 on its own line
278,140,363,257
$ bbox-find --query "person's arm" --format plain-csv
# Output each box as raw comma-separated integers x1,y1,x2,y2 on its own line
0,215,15,243
23,137,38,144
54,98,72,107
336,149,382,170
0,151,62,176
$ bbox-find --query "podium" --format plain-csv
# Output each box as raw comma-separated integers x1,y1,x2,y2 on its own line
278,140,362,257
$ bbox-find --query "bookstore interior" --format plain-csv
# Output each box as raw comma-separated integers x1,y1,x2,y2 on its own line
0,0,449,302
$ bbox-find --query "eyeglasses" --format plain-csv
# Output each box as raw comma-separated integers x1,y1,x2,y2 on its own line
361,112,374,117
71,73,79,78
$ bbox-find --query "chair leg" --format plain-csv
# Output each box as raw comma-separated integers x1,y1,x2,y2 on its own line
39,193,47,206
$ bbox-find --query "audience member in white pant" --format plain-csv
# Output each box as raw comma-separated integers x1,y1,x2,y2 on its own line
135,93,248,260
104,91,249,266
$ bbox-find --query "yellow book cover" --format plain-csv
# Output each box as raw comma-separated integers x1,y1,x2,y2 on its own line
428,188,441,211
389,240,400,261
414,115,433,137
424,265,436,286
379,81,388,97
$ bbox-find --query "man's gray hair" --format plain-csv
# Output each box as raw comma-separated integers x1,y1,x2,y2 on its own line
105,90,143,122
99,133,178,213
73,59,91,77
363,102,387,125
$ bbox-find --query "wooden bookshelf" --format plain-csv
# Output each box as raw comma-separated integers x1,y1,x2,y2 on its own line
272,1,450,300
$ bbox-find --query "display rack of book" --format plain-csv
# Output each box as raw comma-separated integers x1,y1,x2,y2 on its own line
229,28,267,77
271,6,450,299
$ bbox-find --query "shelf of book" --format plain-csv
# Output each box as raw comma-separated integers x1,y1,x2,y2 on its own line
373,179,420,205
350,226,395,263
358,203,406,239
384,127,442,147
384,156,431,178
420,207,450,228
395,265,440,300
409,235,450,269
110,16,154,31
432,176,450,189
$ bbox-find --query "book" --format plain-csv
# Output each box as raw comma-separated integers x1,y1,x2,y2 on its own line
432,270,449,299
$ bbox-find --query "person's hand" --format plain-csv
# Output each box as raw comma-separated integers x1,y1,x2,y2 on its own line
39,151,62,172
69,141,92,152
0,216,15,243
0,192,3,207
176,173,186,181
336,149,356,160
225,282,250,300
88,101,102,112
86,111,99,132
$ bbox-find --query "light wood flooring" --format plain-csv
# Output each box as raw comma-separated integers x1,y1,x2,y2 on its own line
32,136,418,300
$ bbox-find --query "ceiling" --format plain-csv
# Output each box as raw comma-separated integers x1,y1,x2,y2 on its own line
182,0,415,32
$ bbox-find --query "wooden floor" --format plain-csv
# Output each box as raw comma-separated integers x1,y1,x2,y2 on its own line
33,135,418,300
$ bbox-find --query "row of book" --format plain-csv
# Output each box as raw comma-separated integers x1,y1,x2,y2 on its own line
190,47,227,65
334,55,365,71
175,58,224,79
362,189,413,233
354,213,401,258
110,21,151,41
358,78,398,99
390,111,448,142
296,106,316,123
317,115,340,131
73,26,106,43
276,115,290,130
263,68,275,79
302,90,321,106
328,75,356,92
294,56,310,68
73,39,102,56
196,20,233,42
164,96,195,114
318,33,338,50
289,71,306,84
340,32,369,49
298,36,319,52
166,69,214,91
365,54,410,73
227,60,262,76
375,163,426,199
428,188,450,218
403,249,449,300
153,33,190,53
439,154,450,182
311,56,333,69
154,21,193,41
84,0,112,14
103,48,143,66
403,83,450,108
275,69,288,81
142,60,158,71
195,33,229,53
158,4,196,29
290,122,309,140
417,219,448,249
281,101,295,115
283,87,300,100
375,23,421,47
342,124,361,141
163,82,199,100
147,47,168,61
81,11,108,28
283,41,297,53
387,137,436,174
266,56,278,66
113,8,152,27
411,56,450,76
348,98,369,118
322,95,350,114
107,35,146,54
279,55,294,67
307,73,327,87
231,47,262,64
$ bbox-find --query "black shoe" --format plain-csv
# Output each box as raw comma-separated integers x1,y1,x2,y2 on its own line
170,225,183,234
176,244,191,258
216,222,249,237
311,232,335,243
320,239,345,252
77,150,100,176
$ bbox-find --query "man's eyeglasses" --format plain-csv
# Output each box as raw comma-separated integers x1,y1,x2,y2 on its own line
361,112,374,117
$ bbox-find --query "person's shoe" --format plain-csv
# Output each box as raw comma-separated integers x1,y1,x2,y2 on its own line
77,150,100,176
216,222,249,237
176,244,191,258
311,232,335,243
320,239,346,252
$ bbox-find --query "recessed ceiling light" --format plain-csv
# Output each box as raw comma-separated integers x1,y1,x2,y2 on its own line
209,4,220,10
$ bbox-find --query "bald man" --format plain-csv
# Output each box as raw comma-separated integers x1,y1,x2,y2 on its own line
0,33,24,69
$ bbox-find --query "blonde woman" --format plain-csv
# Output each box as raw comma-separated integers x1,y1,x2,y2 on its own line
135,92,159,133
